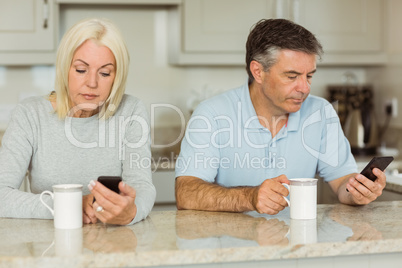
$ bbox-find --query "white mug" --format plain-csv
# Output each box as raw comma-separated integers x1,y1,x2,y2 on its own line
40,184,83,229
282,178,317,219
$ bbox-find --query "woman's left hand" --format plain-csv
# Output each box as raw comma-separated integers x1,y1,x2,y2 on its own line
88,180,137,225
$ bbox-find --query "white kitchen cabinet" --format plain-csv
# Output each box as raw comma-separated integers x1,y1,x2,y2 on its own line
169,0,276,65
183,0,275,53
297,0,386,65
169,0,386,66
0,0,58,65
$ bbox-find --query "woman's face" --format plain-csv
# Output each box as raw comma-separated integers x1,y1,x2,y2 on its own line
68,39,116,117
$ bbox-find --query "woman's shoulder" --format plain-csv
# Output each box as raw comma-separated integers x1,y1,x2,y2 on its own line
117,94,148,116
14,95,52,116
120,94,142,106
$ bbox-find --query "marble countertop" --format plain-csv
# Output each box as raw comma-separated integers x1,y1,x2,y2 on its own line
1,201,402,267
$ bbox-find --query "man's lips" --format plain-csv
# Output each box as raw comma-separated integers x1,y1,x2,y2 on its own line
288,95,307,104
81,94,99,100
292,98,304,103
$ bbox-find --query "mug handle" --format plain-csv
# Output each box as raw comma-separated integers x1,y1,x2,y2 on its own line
40,191,54,216
282,183,290,206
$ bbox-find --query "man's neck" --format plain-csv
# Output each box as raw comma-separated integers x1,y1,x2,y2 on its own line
249,82,288,137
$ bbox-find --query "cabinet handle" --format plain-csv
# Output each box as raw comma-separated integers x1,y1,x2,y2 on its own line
43,0,49,29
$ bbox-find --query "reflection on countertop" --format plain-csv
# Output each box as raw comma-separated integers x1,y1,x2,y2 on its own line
1,201,402,267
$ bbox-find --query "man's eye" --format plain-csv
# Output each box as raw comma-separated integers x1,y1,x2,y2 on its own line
76,69,86,74
288,76,297,80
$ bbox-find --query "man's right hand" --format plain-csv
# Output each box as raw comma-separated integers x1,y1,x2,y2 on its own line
252,175,290,215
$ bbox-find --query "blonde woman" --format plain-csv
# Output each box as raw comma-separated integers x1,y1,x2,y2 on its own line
0,18,155,225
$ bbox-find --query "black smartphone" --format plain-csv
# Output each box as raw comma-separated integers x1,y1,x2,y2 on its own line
360,156,394,181
93,176,122,203
97,176,122,193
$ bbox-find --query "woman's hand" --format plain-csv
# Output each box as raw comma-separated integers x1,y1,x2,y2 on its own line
82,194,97,224
88,180,137,225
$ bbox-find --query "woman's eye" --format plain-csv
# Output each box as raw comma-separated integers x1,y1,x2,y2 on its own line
100,73,110,77
76,69,86,74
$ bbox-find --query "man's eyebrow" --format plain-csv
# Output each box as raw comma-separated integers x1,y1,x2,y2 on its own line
73,59,114,69
284,69,317,75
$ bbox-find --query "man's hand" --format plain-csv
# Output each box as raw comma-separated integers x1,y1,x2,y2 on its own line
89,181,137,225
252,175,290,215
345,168,386,204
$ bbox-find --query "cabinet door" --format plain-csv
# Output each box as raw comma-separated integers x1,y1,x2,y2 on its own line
0,0,55,51
183,0,276,53
297,0,383,53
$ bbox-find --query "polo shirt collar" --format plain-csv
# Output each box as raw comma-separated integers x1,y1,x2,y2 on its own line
239,82,302,132
240,83,263,129
287,109,300,132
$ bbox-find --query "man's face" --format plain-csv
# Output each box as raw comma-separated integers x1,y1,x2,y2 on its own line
259,49,317,116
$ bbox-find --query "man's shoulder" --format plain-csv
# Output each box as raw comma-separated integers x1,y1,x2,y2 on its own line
301,95,332,112
196,85,245,114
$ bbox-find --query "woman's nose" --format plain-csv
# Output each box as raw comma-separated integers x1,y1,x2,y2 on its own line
87,71,98,88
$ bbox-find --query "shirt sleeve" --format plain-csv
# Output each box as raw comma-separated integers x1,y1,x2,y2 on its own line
0,104,53,219
175,102,220,183
120,99,156,224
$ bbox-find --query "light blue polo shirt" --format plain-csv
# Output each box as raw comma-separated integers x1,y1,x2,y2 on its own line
175,83,357,187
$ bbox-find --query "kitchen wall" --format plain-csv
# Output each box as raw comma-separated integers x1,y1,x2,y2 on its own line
0,4,370,136
367,0,402,150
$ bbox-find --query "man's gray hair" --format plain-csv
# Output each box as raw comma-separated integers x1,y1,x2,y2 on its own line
246,19,323,83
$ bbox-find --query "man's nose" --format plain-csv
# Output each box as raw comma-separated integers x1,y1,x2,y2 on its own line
297,77,311,93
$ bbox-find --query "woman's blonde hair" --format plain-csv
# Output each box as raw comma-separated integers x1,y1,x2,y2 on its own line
50,18,129,119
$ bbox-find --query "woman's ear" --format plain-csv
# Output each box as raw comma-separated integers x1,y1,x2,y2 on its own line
249,60,264,84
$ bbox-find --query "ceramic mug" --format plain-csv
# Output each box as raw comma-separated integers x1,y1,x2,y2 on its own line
282,178,318,219
40,184,83,229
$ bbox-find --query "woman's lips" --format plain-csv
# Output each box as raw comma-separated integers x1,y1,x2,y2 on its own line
81,94,98,100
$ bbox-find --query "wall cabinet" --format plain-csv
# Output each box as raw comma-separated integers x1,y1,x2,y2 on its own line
183,0,275,53
169,0,386,66
0,0,58,65
297,0,386,65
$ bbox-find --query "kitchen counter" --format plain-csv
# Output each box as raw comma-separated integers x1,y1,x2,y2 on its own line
1,201,402,267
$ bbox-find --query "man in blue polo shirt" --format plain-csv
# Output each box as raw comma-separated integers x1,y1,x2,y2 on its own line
175,19,387,214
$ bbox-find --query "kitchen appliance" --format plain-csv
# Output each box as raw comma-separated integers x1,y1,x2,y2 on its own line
328,83,378,156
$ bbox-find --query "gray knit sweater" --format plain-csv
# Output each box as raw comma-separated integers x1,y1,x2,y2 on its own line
0,94,155,224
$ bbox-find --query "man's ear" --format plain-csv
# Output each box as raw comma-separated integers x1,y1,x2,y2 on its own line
249,60,264,84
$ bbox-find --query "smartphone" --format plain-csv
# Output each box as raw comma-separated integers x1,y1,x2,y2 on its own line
360,156,394,181
93,176,122,203
97,176,122,193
